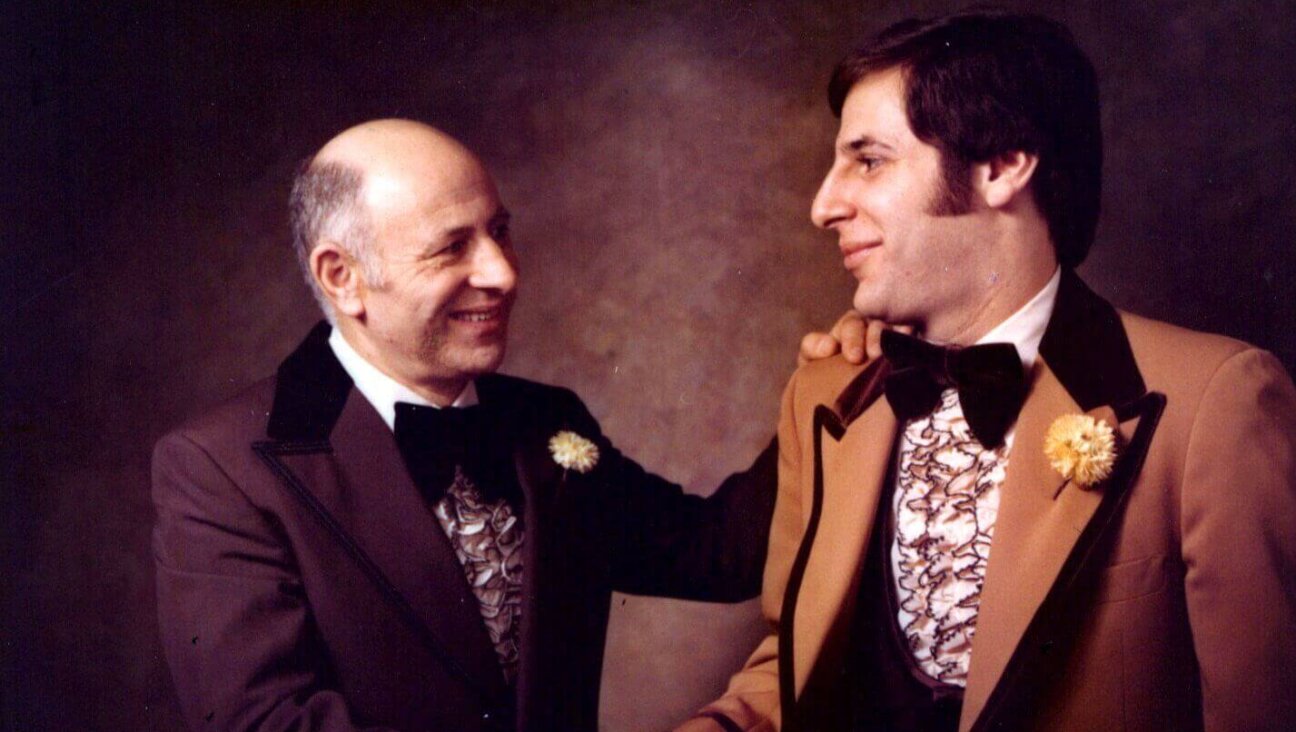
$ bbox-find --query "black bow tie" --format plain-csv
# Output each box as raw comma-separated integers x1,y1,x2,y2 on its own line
393,402,520,506
881,329,1027,449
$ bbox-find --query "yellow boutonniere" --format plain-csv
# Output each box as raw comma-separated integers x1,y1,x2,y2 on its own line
548,431,599,473
1044,414,1117,488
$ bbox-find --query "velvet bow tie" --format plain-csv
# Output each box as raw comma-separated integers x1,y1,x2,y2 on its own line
393,402,521,506
880,329,1027,449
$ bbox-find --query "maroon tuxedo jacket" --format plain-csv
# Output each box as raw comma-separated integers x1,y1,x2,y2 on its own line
152,323,776,731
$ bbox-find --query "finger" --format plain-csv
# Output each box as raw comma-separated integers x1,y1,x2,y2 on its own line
865,319,887,361
828,310,863,340
839,315,867,364
798,332,839,367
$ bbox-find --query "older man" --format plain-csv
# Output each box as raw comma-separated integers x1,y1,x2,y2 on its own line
683,12,1296,732
152,120,861,731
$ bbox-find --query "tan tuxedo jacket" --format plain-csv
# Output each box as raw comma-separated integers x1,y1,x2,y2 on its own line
695,273,1296,731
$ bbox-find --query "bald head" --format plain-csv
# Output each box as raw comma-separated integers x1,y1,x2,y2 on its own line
289,119,498,319
314,119,481,182
289,119,517,403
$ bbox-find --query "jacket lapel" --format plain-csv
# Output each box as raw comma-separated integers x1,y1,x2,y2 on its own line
960,272,1164,730
960,362,1115,726
252,323,507,707
782,360,897,713
796,393,898,693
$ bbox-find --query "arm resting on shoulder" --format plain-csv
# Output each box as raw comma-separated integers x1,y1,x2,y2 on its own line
556,389,779,602
601,434,779,602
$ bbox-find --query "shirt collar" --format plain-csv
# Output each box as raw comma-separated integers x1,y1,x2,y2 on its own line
327,327,478,432
975,266,1061,371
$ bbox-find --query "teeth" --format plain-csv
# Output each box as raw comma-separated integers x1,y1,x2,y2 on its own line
456,310,496,322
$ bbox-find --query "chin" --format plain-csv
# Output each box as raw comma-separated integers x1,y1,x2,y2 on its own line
851,290,885,322
451,344,507,377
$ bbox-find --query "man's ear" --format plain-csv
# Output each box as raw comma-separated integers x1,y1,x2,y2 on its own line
310,242,366,318
974,150,1039,209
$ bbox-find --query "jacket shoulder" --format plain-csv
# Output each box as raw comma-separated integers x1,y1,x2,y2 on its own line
1119,311,1268,391
478,372,582,407
786,354,875,412
155,375,278,456
479,372,597,423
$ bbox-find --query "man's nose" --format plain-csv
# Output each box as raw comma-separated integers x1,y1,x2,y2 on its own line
810,166,851,230
469,237,518,292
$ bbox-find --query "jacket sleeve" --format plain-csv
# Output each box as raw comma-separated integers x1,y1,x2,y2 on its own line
152,431,395,732
675,369,812,731
553,389,778,603
1179,348,1296,731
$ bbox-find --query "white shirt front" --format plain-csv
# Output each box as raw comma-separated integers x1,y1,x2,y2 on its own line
888,266,1061,686
327,327,478,431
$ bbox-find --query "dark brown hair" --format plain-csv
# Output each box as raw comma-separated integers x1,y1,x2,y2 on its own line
829,11,1102,267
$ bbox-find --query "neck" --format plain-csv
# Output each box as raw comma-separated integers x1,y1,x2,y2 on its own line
925,242,1057,346
335,319,469,407
404,377,469,408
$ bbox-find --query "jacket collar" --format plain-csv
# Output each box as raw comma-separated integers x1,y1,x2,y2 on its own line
257,322,519,709
832,269,1146,427
265,321,513,443
1038,269,1145,413
266,321,353,441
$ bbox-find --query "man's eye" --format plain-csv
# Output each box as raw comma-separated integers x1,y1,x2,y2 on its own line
491,222,511,241
443,239,469,255
857,156,883,172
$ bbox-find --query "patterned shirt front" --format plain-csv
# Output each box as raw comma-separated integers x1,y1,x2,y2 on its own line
432,468,525,685
891,387,1009,686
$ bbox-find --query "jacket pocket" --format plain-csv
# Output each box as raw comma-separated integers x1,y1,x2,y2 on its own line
1094,553,1168,604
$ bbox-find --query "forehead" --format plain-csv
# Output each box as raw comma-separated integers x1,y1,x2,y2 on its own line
365,157,502,228
835,66,916,148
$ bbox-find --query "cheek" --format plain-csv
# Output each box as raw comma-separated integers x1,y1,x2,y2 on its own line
872,183,909,214
858,183,921,247
406,278,459,315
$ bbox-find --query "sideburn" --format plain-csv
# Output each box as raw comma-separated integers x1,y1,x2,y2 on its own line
926,151,975,216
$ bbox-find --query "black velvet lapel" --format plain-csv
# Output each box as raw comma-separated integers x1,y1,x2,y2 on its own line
266,321,354,442
834,358,893,427
475,373,534,451
1039,270,1146,413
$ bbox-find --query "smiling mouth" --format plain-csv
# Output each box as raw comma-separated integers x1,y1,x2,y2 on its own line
841,242,880,270
450,305,507,324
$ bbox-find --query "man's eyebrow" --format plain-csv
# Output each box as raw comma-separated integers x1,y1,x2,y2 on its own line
840,135,894,155
431,208,511,246
438,224,475,242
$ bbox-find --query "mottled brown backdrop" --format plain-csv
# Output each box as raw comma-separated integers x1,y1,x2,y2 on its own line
4,1,1294,730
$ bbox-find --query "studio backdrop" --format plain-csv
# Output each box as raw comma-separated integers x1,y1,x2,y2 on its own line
5,1,1293,730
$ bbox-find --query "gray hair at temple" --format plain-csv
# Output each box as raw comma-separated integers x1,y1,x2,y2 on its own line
288,159,384,321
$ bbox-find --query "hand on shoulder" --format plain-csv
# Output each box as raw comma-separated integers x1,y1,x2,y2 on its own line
797,311,911,366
